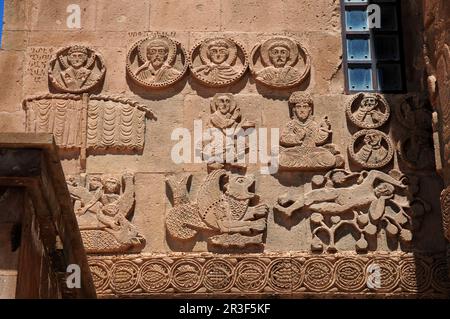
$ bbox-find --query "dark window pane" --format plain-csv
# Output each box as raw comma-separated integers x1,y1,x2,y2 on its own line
374,35,399,61
347,37,371,61
345,9,368,31
379,5,397,31
348,67,373,91
377,64,402,91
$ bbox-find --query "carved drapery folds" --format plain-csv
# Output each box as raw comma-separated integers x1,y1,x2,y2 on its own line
24,93,155,153
166,169,269,248
250,36,311,88
67,172,145,254
127,35,188,88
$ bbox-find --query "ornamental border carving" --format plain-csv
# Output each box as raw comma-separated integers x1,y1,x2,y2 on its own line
88,253,450,297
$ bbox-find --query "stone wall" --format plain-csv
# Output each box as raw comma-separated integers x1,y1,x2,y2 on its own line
422,0,450,274
0,0,449,297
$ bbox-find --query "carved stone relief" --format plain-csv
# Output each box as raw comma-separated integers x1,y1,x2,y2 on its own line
166,169,269,248
88,253,450,296
250,36,311,88
440,187,450,242
395,98,436,170
346,93,391,129
189,37,249,87
275,169,430,253
48,45,106,93
67,172,145,254
23,93,156,166
126,35,188,88
279,92,344,171
203,93,255,170
349,129,394,169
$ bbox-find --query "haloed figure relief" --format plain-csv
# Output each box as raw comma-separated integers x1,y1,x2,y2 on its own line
189,37,249,87
346,93,391,129
204,93,255,170
250,36,311,88
48,45,106,93
67,173,145,253
127,35,188,88
279,92,344,171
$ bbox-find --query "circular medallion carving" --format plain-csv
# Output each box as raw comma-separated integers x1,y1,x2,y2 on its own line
303,258,334,292
431,260,450,293
441,187,450,242
202,259,235,293
400,257,431,293
250,36,311,89
49,45,106,93
334,258,366,292
139,260,171,293
110,260,139,293
235,259,267,292
170,259,203,292
346,93,390,129
189,37,249,87
88,260,110,291
366,258,400,292
127,35,188,88
267,258,303,292
349,129,394,169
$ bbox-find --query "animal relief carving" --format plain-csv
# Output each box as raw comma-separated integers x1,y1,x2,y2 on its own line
166,170,269,248
67,172,145,253
276,169,430,252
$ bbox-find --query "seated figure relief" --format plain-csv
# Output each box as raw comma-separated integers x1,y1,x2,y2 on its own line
189,37,248,87
49,45,106,93
346,93,391,129
203,93,255,170
279,92,344,171
250,36,311,88
166,169,269,249
127,35,188,88
67,172,145,253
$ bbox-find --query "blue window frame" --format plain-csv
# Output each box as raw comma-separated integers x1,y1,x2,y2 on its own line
0,0,4,47
341,0,405,93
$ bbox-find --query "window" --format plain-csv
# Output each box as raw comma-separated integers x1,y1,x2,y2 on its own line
340,0,405,93
0,0,4,47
